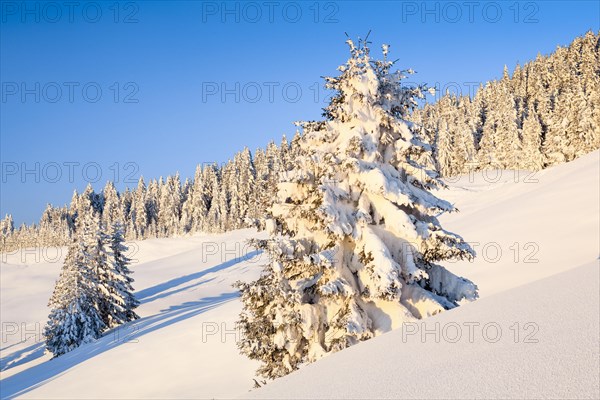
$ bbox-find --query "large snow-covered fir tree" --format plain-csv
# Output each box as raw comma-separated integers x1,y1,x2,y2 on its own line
237,38,477,379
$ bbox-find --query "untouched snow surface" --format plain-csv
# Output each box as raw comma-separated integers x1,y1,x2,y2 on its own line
1,151,599,399
247,261,599,399
1,230,266,399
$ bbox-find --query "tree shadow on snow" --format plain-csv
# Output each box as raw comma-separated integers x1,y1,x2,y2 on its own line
0,252,260,399
136,250,261,302
0,342,46,372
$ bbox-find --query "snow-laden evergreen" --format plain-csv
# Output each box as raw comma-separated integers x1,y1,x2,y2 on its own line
106,222,139,325
236,39,477,379
44,211,139,356
477,81,523,169
44,216,107,356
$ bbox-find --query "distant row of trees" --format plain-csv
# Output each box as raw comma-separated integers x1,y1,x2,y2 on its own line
1,31,599,252
410,30,599,176
0,135,301,252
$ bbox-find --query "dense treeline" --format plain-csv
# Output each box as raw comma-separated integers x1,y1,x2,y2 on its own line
410,30,599,176
0,135,300,252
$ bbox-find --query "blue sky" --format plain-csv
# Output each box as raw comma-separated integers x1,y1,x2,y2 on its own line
1,0,598,225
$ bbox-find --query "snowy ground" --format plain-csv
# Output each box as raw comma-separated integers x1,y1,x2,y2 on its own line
1,151,598,399
248,150,600,399
1,229,266,399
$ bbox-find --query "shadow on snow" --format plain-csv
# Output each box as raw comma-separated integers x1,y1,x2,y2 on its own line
0,342,46,373
0,252,261,399
136,250,261,302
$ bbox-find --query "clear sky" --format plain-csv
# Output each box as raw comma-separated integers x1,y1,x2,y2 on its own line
1,0,598,225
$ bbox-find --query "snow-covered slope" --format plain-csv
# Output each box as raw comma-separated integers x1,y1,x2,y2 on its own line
1,151,598,399
438,149,600,298
246,261,599,399
246,150,600,399
1,230,266,399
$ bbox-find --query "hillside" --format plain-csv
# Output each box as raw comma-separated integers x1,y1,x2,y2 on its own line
247,150,600,399
1,230,266,399
247,261,599,399
1,151,598,399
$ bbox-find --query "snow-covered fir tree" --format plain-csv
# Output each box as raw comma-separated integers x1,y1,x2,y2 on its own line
432,95,456,176
200,163,219,231
237,38,477,379
452,96,478,173
521,107,544,170
179,166,203,233
0,214,15,249
44,216,107,356
206,167,226,232
44,207,139,355
158,174,183,237
132,177,148,239
146,179,160,238
233,148,256,227
477,82,523,169
101,181,123,230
